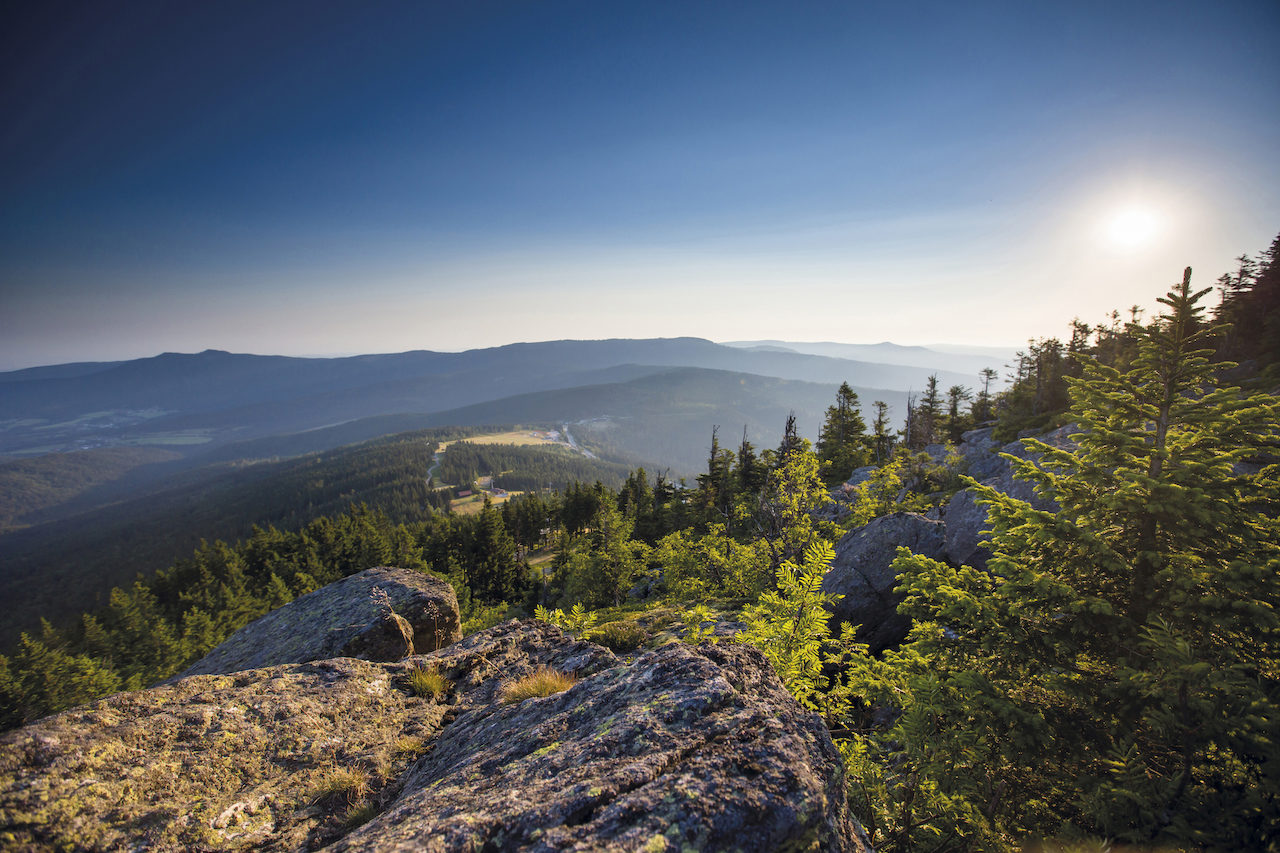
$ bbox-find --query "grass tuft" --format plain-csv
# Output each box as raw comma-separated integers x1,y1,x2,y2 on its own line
393,735,427,756
309,767,369,808
404,665,450,700
342,800,379,829
499,667,577,704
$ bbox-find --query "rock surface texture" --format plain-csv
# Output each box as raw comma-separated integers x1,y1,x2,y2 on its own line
823,512,947,653
177,566,461,678
942,425,1079,569
1,619,870,852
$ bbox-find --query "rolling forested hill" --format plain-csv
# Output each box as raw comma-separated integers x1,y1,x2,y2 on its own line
0,337,976,649
415,367,909,473
0,432,444,642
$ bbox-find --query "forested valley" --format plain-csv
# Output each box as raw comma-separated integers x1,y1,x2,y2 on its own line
2,238,1278,851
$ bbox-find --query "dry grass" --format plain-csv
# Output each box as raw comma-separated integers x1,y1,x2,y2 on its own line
404,665,450,700
393,736,427,756
309,767,369,807
500,668,577,704
438,431,565,451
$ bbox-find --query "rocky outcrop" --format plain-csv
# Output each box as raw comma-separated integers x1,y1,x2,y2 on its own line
177,566,461,679
823,512,947,653
942,425,1079,568
1,619,870,852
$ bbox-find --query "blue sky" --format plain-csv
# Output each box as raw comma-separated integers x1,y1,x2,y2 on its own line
2,0,1277,370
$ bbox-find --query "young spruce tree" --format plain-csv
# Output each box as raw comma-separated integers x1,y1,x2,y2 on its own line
846,268,1280,850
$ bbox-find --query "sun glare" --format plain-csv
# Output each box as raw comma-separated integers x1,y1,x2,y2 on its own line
1103,206,1161,250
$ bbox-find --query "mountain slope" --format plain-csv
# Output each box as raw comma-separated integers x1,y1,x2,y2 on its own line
414,366,908,474
722,339,1015,377
0,339,972,456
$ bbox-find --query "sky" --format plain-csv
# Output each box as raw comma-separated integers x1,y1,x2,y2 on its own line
1,0,1277,371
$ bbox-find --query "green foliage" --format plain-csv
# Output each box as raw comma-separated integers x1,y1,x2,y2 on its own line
1214,231,1280,371
680,604,718,645
816,382,871,487
739,540,841,709
467,497,527,604
534,602,598,636
434,440,633,492
557,499,648,608
0,430,451,645
752,444,838,577
0,633,123,727
585,620,649,652
843,452,909,528
652,526,770,600
844,269,1280,850
0,503,518,728
460,600,512,636
0,446,179,533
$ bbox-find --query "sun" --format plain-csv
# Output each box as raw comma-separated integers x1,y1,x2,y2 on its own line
1103,206,1161,250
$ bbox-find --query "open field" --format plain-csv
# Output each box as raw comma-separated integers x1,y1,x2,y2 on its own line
436,430,565,452
449,489,520,515
123,431,216,447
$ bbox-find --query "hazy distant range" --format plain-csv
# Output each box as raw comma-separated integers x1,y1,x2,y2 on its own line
0,336,1011,465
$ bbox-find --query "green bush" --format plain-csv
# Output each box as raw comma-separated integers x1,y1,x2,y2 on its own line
587,621,648,652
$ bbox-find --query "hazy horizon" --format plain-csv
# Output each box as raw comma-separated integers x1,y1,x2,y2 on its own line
0,335,1021,375
3,1,1277,371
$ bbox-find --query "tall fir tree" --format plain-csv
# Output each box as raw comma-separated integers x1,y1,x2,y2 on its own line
870,400,894,463
816,382,870,486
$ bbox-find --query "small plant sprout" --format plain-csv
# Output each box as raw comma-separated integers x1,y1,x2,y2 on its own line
499,667,576,704
535,602,598,636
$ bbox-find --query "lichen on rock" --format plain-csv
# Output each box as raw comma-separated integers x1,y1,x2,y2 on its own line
1,618,869,851
177,566,462,679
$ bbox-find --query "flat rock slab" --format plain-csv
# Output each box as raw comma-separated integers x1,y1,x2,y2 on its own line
178,566,461,678
1,620,868,852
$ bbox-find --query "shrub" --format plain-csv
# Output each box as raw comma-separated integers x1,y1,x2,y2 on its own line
403,664,450,700
499,667,576,704
587,621,648,652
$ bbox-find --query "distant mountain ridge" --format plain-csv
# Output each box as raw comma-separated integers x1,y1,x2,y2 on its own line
721,340,1016,377
0,338,979,457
